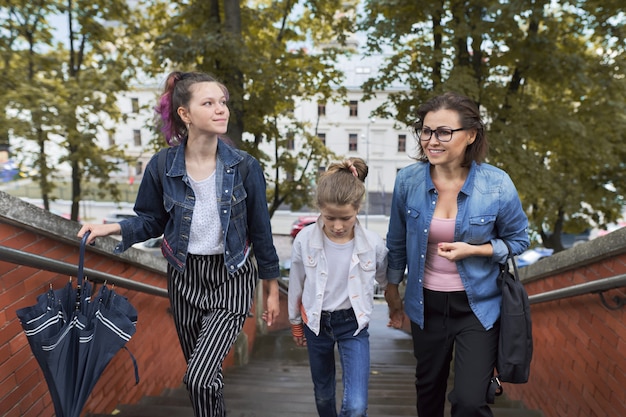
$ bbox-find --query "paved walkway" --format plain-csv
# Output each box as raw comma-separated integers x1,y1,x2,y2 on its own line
222,302,417,417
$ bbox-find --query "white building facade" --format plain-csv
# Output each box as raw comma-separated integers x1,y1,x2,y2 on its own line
102,53,417,214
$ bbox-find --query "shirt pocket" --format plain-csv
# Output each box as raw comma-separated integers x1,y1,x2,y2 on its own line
405,205,422,234
229,183,248,220
163,193,176,213
467,214,496,244
303,254,319,269
358,257,376,273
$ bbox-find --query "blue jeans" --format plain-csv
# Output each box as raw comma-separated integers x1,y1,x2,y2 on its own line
304,308,370,417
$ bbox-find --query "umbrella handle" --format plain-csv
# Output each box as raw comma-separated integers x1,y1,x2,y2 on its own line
77,231,90,289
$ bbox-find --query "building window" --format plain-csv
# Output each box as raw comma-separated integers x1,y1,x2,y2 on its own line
398,134,406,152
133,129,141,146
131,98,139,113
317,133,326,145
286,132,295,150
108,133,115,147
318,166,326,176
317,102,326,116
349,101,358,117
349,133,358,151
135,161,143,176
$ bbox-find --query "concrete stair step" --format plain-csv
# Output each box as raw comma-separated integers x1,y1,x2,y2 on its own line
85,304,544,417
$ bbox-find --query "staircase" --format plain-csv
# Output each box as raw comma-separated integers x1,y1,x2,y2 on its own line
86,304,544,417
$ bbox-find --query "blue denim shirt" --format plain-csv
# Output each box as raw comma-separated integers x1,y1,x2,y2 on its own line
114,139,280,279
386,161,529,330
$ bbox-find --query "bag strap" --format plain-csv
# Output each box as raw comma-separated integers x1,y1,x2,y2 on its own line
487,376,503,403
489,239,522,402
502,240,521,281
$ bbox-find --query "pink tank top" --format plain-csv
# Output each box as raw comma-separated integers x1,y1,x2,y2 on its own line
423,217,465,292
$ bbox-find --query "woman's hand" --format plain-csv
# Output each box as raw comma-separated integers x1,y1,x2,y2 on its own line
437,241,493,262
385,284,405,329
77,223,122,244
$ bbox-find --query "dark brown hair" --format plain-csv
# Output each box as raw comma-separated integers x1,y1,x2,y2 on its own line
154,71,229,145
412,92,488,166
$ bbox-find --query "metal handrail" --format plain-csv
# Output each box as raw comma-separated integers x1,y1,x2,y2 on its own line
0,245,168,298
4,244,623,307
529,273,626,308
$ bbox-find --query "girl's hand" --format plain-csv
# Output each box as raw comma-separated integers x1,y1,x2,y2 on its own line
77,223,122,244
291,324,307,347
263,279,280,326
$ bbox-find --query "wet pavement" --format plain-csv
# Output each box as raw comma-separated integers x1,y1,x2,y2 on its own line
222,302,417,417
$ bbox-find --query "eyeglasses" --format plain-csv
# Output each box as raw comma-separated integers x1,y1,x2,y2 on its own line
417,127,466,142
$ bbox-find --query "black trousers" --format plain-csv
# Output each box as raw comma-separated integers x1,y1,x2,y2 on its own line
410,289,499,417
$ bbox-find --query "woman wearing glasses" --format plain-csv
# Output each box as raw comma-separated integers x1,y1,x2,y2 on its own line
384,92,529,417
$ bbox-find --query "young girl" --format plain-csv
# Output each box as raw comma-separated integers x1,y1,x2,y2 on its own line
78,71,280,417
288,158,388,417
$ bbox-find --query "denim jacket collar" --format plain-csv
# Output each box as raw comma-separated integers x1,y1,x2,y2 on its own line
167,138,244,179
426,161,478,196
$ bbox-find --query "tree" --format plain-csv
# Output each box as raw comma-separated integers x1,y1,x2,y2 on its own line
1,0,146,221
359,0,626,251
144,0,357,213
0,0,63,211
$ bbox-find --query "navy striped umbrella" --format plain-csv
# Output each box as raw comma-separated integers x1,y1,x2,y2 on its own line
16,231,138,417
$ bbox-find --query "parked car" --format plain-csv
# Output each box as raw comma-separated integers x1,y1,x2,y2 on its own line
516,247,554,268
290,215,318,239
103,209,137,224
132,236,163,257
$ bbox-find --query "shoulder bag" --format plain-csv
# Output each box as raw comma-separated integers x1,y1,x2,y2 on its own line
488,242,533,403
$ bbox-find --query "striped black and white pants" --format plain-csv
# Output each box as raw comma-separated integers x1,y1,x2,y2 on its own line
168,253,257,417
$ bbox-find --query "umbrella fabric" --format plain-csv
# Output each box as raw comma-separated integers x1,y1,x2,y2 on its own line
71,284,138,410
16,232,138,417
17,279,93,417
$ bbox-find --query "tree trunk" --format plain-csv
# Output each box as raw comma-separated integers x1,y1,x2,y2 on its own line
222,0,245,146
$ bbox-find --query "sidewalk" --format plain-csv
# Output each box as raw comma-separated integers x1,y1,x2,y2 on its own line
222,302,416,417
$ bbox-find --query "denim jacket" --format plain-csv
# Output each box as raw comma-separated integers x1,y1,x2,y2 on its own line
288,219,388,336
114,139,280,279
386,161,529,330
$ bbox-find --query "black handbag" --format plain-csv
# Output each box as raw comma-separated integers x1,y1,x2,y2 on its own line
488,243,533,403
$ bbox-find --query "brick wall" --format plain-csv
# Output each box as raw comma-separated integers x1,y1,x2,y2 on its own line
0,222,190,417
0,193,268,417
508,228,626,417
2,190,625,417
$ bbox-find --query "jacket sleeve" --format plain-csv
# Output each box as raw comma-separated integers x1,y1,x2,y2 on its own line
375,236,389,289
287,235,306,325
116,153,168,252
491,173,530,263
386,170,409,285
243,155,280,279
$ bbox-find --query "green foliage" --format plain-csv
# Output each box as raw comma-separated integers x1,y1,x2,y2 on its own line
360,0,626,251
144,0,357,212
1,0,148,220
